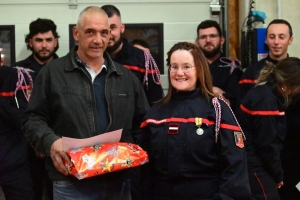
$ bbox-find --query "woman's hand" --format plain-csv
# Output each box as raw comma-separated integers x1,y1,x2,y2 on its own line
276,181,284,189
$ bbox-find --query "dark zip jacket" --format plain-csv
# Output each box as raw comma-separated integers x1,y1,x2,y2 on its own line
22,47,149,180
14,53,59,81
140,89,251,200
237,82,286,183
113,38,164,106
209,55,243,113
0,66,31,172
237,55,279,104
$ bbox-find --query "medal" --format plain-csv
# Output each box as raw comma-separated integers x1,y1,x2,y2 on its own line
195,117,204,135
196,127,204,135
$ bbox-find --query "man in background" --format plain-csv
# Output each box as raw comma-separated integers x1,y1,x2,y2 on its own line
15,18,59,81
0,54,34,200
14,18,60,200
196,20,242,112
237,19,293,103
101,5,164,107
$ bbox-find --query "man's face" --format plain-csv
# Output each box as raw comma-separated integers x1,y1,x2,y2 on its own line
266,23,293,60
106,14,124,53
73,11,110,62
196,27,224,58
29,31,57,62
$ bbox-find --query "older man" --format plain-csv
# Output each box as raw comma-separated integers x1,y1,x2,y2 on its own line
22,6,149,200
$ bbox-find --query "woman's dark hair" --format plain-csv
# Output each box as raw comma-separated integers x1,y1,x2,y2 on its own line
160,42,214,104
257,57,300,104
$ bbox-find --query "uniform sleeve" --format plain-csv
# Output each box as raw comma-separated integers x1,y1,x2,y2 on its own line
130,73,150,143
223,67,243,113
249,98,284,183
0,97,23,130
142,53,164,106
215,101,251,199
22,65,60,155
236,67,256,108
139,120,155,200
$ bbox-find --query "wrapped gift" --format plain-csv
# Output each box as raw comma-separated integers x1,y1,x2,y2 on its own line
64,142,149,180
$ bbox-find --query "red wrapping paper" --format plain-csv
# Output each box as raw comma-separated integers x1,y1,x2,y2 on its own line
64,142,149,180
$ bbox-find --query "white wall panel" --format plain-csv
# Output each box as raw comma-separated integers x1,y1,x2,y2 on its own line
0,0,210,74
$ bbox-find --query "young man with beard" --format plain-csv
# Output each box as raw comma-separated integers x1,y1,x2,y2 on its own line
14,18,60,200
101,5,164,107
196,20,242,112
15,18,59,81
237,19,293,103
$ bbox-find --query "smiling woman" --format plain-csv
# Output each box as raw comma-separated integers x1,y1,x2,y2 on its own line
139,42,251,200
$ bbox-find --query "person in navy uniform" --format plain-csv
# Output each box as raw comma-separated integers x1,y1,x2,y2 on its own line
196,20,243,112
140,42,251,200
237,19,293,105
237,57,300,199
0,60,34,199
101,5,164,107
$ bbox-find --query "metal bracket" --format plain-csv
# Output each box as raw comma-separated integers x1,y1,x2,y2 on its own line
210,0,223,16
69,0,77,9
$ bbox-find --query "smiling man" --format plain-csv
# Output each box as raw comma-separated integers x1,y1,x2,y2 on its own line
196,20,242,112
15,18,59,81
237,19,294,104
22,6,149,199
101,5,163,107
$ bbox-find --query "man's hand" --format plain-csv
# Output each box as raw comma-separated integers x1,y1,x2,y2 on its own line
276,181,284,189
50,138,70,176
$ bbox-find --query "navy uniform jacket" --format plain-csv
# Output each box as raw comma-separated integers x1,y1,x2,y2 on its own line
0,66,31,173
237,82,286,183
14,53,59,81
279,98,300,199
237,55,278,105
209,55,243,113
140,89,251,200
113,39,164,106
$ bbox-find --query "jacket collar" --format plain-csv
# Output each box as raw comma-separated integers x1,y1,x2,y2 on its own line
66,46,123,75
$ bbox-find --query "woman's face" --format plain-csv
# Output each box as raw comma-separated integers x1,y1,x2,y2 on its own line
169,50,197,92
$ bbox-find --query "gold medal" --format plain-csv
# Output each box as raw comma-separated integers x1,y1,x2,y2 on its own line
195,117,204,135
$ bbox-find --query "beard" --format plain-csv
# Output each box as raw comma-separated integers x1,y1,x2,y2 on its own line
32,48,55,63
106,33,123,54
201,43,221,58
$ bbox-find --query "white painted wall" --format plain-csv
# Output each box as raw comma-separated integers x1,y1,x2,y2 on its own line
0,0,211,72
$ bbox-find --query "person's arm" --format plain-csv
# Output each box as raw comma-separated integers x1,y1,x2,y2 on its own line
22,66,70,175
139,119,154,200
131,73,150,143
236,67,256,108
251,98,284,184
215,100,251,199
222,67,243,111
